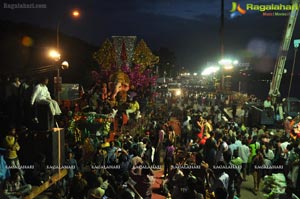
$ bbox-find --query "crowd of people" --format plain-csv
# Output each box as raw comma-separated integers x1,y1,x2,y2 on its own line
1,75,300,199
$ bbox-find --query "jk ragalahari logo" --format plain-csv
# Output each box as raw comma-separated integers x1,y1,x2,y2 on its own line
230,2,247,18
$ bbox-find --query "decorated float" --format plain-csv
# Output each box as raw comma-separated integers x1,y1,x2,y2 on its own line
67,36,159,144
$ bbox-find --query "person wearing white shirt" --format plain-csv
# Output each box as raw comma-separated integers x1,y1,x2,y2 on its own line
238,139,250,180
262,144,274,176
31,78,61,117
280,141,289,158
263,96,274,117
213,162,229,193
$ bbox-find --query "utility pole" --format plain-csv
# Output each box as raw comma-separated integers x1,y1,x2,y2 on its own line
220,0,225,90
220,0,224,59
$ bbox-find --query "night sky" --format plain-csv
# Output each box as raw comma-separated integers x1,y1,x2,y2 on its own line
0,0,299,73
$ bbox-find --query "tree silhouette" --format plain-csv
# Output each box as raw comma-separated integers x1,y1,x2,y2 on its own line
132,39,159,71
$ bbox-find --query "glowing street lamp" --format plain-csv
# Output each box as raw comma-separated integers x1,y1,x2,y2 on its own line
72,9,80,18
218,59,238,70
56,9,81,51
48,49,61,61
201,66,220,76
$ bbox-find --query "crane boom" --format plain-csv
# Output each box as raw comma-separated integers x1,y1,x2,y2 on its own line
269,0,299,103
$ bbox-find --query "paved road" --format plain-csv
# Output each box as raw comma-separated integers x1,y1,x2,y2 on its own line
239,175,265,199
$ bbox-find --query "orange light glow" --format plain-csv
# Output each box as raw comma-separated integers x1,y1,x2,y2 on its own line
72,10,80,18
48,49,61,61
21,36,33,47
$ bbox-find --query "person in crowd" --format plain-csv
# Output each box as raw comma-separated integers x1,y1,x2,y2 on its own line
251,127,258,139
263,96,274,117
69,171,88,199
107,141,117,165
284,116,294,138
18,77,33,127
130,163,154,199
64,150,79,197
162,167,185,199
181,173,203,199
86,177,105,199
3,127,26,184
31,77,61,121
228,137,238,155
131,149,143,169
4,76,21,127
251,149,264,195
164,140,175,178
119,172,142,199
204,131,218,168
117,149,132,184
224,150,242,199
73,141,84,170
287,142,300,189
144,141,155,165
258,125,266,137
204,117,213,135
276,137,290,176
248,135,260,174
89,86,101,111
167,125,176,146
182,116,192,146
238,138,250,181
212,161,229,196
126,97,140,119
261,143,274,176
93,146,107,167
154,123,165,166
4,127,20,167
3,169,32,199
0,148,10,184
30,153,51,185
231,100,237,119
215,135,229,163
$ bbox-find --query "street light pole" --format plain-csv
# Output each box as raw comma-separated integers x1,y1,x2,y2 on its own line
220,0,225,91
56,21,61,52
220,0,224,59
56,9,80,52
55,21,61,103
54,9,80,103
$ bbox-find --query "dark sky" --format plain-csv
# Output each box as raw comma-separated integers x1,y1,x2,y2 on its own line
0,0,299,73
